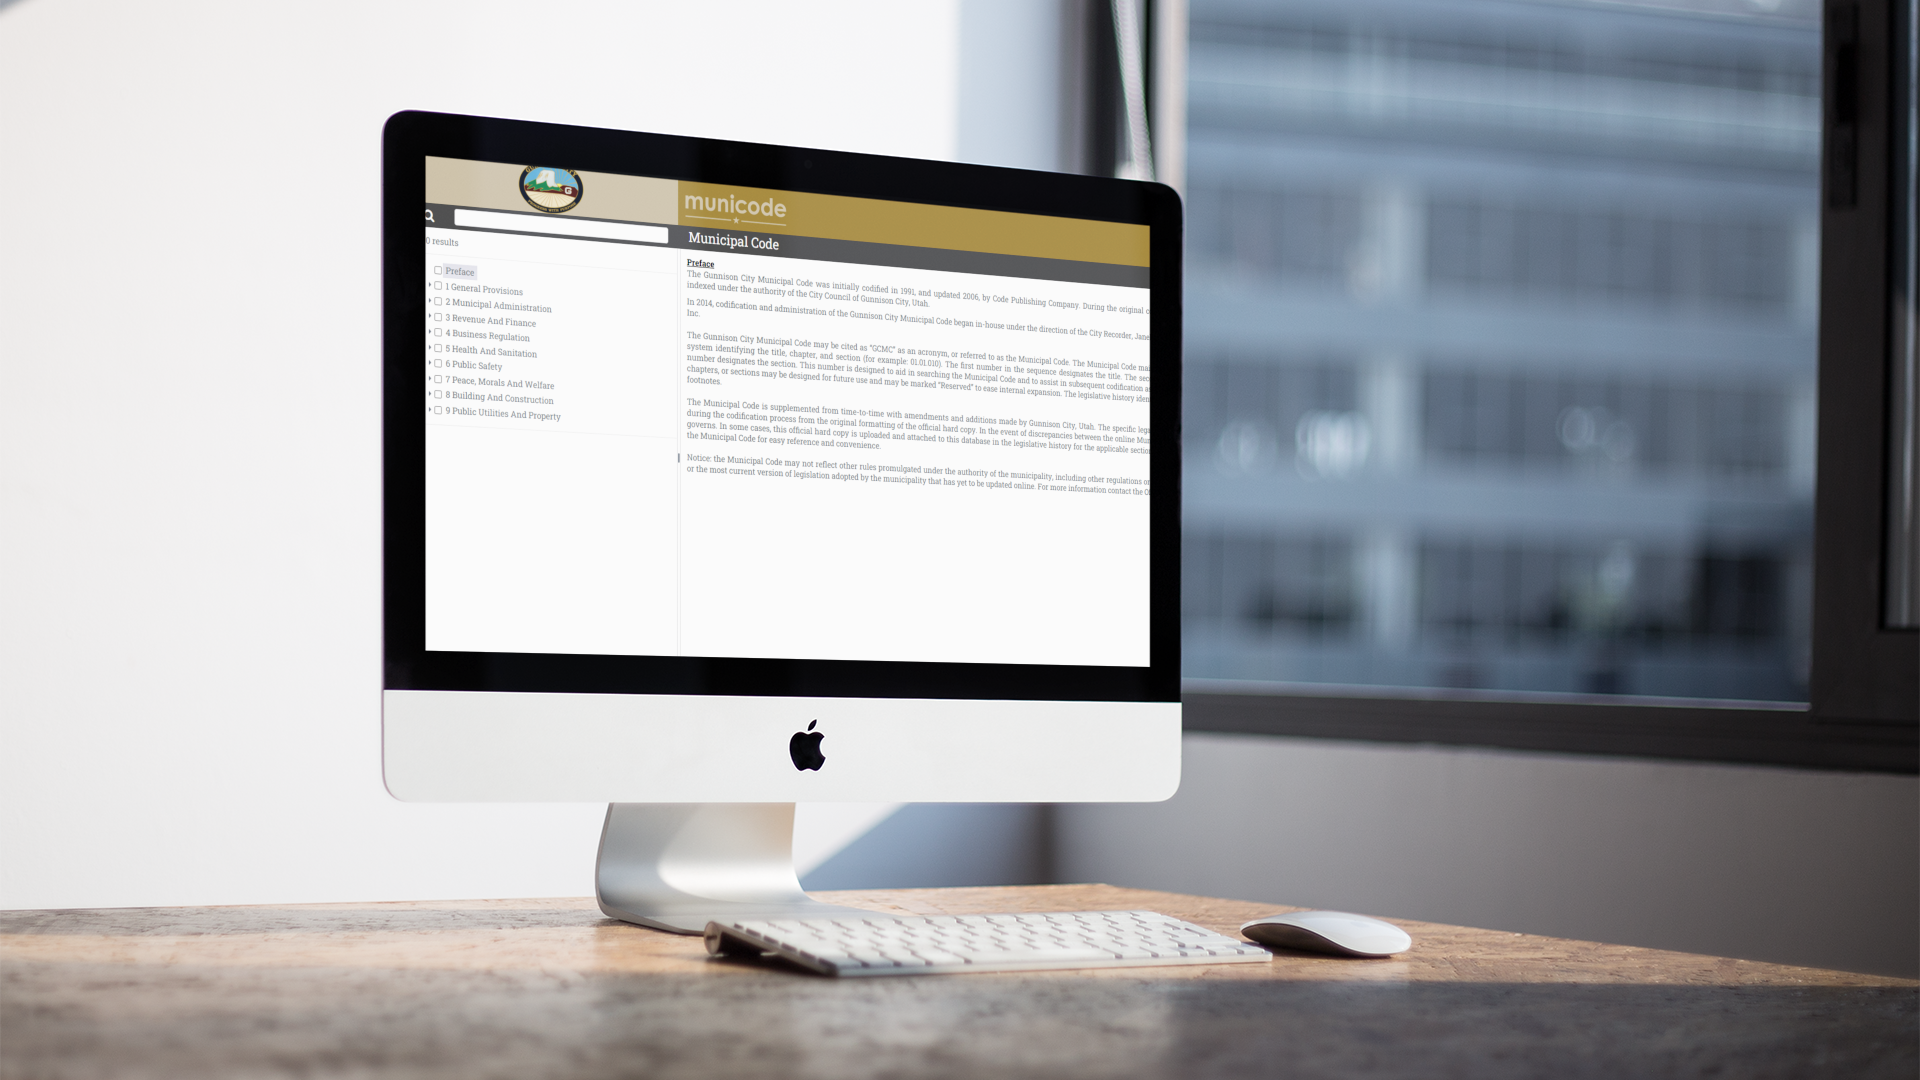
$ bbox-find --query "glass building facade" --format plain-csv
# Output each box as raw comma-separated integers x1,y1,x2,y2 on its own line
1181,0,1821,701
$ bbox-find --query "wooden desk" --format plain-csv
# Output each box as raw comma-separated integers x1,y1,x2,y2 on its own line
3,884,1913,1079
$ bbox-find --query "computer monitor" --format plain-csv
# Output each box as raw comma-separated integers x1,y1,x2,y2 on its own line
381,111,1182,932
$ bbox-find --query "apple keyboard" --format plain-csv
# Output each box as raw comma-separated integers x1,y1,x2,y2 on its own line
703,909,1272,976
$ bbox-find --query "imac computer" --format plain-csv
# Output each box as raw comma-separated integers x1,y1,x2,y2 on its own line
382,111,1182,934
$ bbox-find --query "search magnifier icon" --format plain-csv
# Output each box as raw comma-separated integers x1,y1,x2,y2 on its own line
424,208,436,224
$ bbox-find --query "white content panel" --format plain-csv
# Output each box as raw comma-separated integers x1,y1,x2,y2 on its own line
422,225,1152,667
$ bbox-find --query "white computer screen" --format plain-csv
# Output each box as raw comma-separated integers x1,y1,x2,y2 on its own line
420,159,1153,668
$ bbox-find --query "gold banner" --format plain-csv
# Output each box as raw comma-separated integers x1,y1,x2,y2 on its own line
676,181,1150,268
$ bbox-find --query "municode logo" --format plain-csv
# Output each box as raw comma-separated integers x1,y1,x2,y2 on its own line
685,193,788,222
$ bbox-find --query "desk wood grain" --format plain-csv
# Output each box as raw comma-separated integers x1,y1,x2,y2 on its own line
3,884,1913,1079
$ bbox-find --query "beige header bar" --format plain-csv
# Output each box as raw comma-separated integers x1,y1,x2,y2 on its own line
426,157,678,224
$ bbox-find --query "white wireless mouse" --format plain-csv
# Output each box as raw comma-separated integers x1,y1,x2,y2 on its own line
1240,910,1413,957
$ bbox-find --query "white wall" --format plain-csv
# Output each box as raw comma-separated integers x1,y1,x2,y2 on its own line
0,0,960,911
957,0,1068,172
1059,733,1919,977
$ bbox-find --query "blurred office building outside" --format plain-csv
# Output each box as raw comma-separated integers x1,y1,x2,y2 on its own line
1180,0,1820,701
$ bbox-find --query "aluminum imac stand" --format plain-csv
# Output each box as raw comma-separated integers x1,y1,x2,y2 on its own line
594,803,875,934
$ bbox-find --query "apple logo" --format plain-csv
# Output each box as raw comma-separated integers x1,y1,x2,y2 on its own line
789,720,826,771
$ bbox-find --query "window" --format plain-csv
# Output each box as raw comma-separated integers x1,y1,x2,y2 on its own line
1091,0,1916,769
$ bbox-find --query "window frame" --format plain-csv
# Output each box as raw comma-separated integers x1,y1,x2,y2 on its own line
1121,0,1919,773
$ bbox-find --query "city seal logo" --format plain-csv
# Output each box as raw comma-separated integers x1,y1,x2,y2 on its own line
519,166,582,214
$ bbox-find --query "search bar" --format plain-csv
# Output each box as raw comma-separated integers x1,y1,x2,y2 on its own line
453,208,669,246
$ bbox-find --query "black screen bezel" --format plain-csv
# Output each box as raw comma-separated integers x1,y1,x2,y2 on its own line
383,110,1181,703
